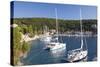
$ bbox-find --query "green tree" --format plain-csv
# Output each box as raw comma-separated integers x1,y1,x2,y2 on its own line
27,25,33,37
13,26,22,65
22,41,30,54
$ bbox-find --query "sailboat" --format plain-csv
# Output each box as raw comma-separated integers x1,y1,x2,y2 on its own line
46,8,66,51
67,9,88,62
40,25,52,43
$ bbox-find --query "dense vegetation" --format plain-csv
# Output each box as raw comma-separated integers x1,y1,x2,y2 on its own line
13,27,21,65
13,18,97,35
12,25,30,65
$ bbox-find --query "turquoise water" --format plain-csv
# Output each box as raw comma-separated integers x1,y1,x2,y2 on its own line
21,36,97,65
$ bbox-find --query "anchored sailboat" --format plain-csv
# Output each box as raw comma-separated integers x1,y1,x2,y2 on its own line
40,25,52,43
46,8,66,51
67,9,88,62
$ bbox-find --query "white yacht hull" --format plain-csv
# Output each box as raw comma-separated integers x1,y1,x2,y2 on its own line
67,50,88,62
47,42,66,51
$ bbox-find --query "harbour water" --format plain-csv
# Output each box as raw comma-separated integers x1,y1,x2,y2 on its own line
21,36,97,65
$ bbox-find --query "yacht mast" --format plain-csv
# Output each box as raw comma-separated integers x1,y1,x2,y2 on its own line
55,8,59,43
80,8,83,49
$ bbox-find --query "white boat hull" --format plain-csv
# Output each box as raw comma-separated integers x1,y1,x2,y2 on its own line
47,42,66,51
67,50,88,62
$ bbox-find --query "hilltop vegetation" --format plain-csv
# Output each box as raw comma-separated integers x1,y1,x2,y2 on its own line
12,18,97,35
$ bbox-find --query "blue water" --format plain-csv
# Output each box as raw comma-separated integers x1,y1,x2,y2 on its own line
22,36,97,65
